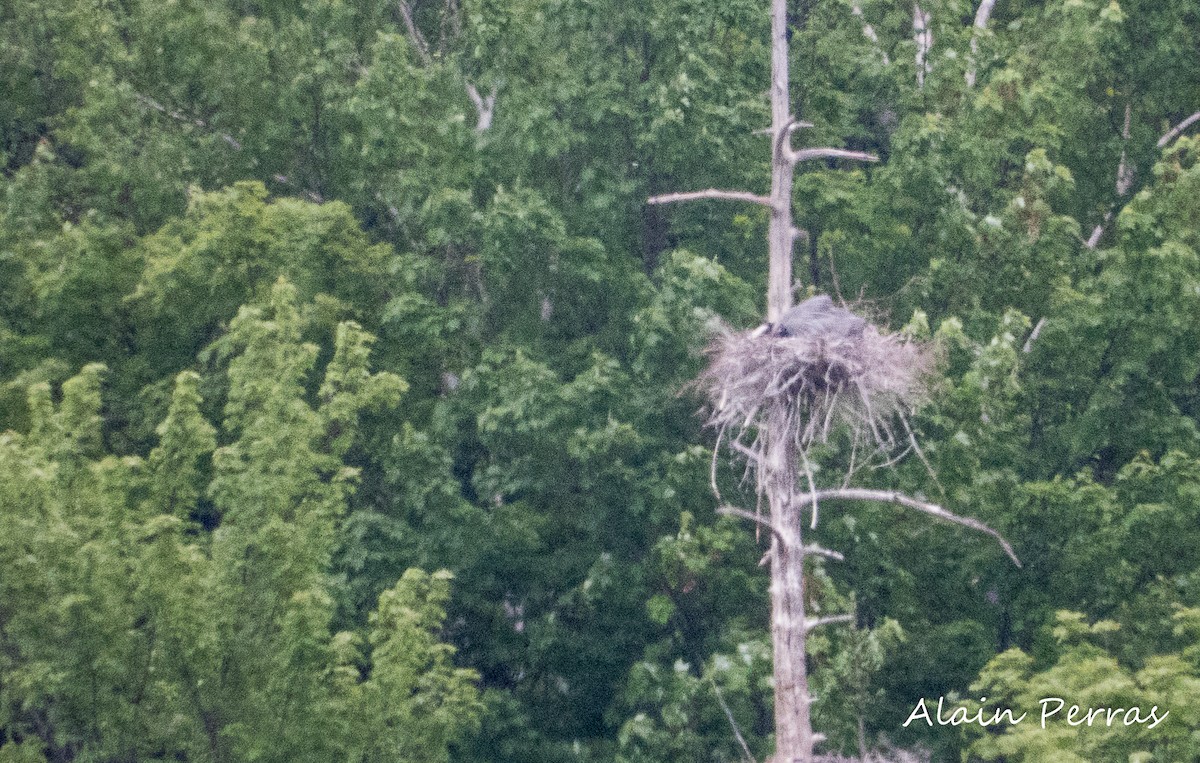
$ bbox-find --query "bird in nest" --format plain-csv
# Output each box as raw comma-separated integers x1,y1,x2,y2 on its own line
749,294,867,342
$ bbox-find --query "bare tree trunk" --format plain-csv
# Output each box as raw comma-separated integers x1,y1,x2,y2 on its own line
768,424,814,761
768,0,795,324
766,0,815,757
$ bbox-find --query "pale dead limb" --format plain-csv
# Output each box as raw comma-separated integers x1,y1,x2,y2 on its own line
1157,110,1200,148
800,447,820,529
466,82,498,133
900,415,944,496
729,438,762,462
1084,212,1111,249
397,0,433,63
647,189,773,207
755,120,814,136
1022,316,1046,353
799,488,1021,567
1087,106,1200,249
965,0,997,87
270,175,325,203
787,147,880,165
1116,103,1135,195
806,614,855,632
913,4,933,89
803,544,845,562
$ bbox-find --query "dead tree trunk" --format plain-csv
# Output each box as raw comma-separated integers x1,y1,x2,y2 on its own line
767,0,795,325
767,419,813,760
765,6,812,751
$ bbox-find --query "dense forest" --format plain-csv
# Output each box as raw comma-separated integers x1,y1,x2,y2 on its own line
2,0,1200,760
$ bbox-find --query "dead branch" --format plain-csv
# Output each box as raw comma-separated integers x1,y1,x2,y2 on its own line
466,82,498,133
1087,105,1200,249
799,488,1021,567
729,439,762,462
1116,103,1135,195
1085,101,1135,249
806,614,854,632
1022,317,1046,353
965,0,997,87
270,175,325,203
647,189,773,207
1158,110,1200,148
397,0,433,64
787,147,880,165
803,545,845,562
399,0,497,133
707,673,757,763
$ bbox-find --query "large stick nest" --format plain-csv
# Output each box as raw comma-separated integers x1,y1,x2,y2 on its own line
699,313,935,474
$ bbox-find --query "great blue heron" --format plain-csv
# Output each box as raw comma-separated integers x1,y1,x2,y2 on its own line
751,294,867,341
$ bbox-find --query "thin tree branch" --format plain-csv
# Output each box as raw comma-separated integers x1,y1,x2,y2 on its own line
755,120,813,136
798,488,1022,567
271,175,324,203
1022,317,1046,353
1084,211,1112,249
1158,110,1200,148
1086,102,1135,249
707,674,756,763
1116,102,1135,195
729,439,761,462
466,82,498,133
803,544,845,562
718,505,789,547
647,189,773,207
805,614,854,632
397,0,432,64
400,1,498,133
787,147,880,165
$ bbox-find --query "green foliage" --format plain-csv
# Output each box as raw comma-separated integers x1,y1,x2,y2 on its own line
5,0,1200,758
0,287,472,762
966,611,1200,762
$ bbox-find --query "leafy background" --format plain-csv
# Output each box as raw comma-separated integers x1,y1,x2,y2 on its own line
2,0,1200,760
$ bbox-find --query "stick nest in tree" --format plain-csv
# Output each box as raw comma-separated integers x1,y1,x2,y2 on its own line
699,315,935,465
